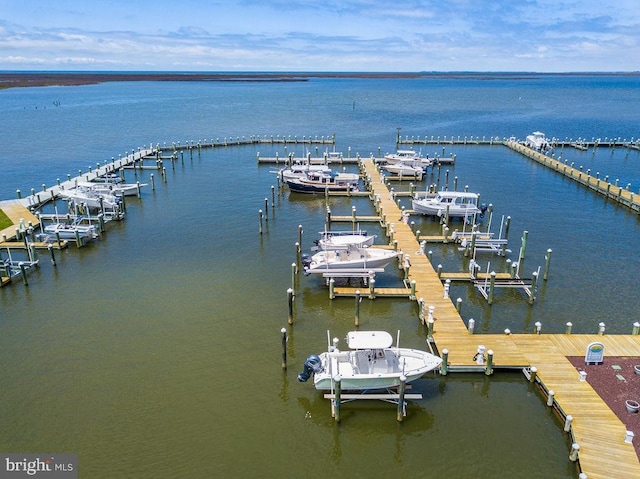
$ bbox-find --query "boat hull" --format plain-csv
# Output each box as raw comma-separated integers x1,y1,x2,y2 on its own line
312,347,442,391
411,199,481,218
304,248,398,273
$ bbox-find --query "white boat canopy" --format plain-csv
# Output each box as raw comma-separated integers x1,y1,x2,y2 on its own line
346,331,393,349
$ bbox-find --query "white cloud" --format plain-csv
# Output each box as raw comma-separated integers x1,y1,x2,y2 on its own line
0,1,638,71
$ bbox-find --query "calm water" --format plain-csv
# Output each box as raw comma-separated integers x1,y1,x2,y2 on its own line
1,73,640,478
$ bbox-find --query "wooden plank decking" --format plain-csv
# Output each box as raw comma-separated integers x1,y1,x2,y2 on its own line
357,159,640,478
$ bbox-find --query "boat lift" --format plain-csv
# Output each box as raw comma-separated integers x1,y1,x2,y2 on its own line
1,243,39,286
472,260,539,304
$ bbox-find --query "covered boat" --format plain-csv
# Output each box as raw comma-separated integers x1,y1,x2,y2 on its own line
298,330,443,391
412,190,486,219
285,170,359,194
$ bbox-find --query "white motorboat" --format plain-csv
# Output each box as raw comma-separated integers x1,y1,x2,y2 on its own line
59,186,121,209
381,160,425,179
277,163,333,182
525,131,552,152
302,245,398,274
285,170,359,194
41,221,98,241
298,330,443,391
412,190,486,219
383,149,423,164
79,181,146,197
313,229,376,251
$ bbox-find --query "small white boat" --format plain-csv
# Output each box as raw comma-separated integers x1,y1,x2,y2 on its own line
79,181,146,197
412,190,486,219
285,170,359,194
59,186,121,209
383,149,424,164
42,221,98,241
525,131,552,152
382,160,425,179
313,229,376,251
302,245,398,274
298,330,443,391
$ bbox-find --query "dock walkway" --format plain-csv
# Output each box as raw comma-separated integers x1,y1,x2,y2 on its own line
354,159,640,479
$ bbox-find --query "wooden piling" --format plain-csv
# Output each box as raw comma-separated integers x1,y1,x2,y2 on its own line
281,328,287,370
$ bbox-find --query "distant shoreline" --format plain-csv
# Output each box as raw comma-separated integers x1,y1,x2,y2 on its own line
0,71,638,90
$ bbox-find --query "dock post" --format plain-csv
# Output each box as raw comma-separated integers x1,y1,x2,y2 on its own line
291,263,297,295
440,349,448,375
264,198,269,220
259,210,263,235
333,376,342,422
281,328,288,370
410,280,416,300
368,278,375,299
546,390,555,407
427,317,434,340
501,216,511,256
329,278,335,300
298,225,303,250
418,298,425,324
566,322,573,334
529,271,538,304
19,262,28,285
47,244,56,266
271,185,275,207
456,297,462,313
488,271,496,304
543,249,552,280
633,322,640,335
354,290,361,326
485,350,494,375
150,173,155,191
529,366,537,383
569,443,580,462
519,230,528,262
563,415,573,432
397,375,407,422
534,322,542,334
287,288,294,324
443,279,450,299
467,318,475,334
598,322,605,335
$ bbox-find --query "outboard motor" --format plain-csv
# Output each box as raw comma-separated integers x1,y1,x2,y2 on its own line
479,203,488,217
297,354,323,382
301,253,312,269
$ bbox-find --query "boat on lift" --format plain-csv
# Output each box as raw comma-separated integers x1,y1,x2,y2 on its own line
313,229,376,251
302,244,398,274
298,330,443,391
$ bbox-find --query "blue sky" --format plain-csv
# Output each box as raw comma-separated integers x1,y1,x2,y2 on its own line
0,0,638,72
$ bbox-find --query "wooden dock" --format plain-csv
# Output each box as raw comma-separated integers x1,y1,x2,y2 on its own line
504,141,640,213
353,159,640,478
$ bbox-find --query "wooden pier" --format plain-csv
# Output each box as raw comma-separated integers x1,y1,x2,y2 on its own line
505,141,640,213
345,159,640,478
